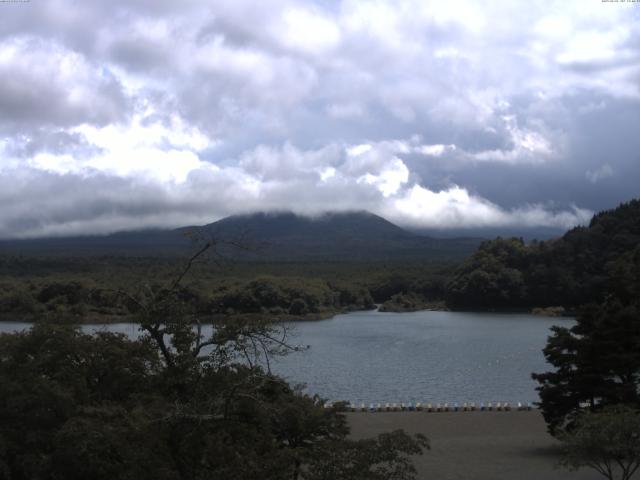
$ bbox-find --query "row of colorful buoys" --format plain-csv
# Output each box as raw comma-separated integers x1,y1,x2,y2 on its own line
334,401,534,412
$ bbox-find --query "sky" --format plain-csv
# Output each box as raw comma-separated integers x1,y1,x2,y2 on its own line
0,0,639,238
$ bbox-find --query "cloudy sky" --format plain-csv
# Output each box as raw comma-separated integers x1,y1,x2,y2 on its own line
0,0,639,238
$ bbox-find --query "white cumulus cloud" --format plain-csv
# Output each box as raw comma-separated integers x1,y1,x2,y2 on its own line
0,0,637,237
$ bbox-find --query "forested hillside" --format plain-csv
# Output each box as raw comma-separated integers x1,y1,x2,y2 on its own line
446,199,640,310
0,211,480,262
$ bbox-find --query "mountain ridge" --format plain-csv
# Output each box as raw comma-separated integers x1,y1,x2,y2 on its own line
0,210,482,262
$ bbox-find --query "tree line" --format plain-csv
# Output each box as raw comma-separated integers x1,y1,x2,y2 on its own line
446,199,640,311
0,260,454,321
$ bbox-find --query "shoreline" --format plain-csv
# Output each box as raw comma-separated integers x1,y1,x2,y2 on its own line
0,305,576,324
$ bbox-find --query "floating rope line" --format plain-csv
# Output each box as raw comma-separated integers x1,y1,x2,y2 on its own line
323,401,535,412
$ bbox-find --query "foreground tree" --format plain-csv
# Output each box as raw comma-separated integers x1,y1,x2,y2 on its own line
0,322,430,479
0,242,428,479
532,299,640,434
559,406,640,480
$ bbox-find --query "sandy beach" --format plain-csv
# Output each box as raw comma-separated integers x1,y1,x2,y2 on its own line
347,411,603,480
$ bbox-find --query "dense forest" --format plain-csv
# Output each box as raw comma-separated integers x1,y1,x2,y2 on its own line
0,258,452,322
446,199,640,311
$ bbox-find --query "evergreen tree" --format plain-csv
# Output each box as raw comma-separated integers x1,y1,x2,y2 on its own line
532,300,640,434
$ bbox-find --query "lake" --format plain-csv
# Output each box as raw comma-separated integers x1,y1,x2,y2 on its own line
0,309,570,405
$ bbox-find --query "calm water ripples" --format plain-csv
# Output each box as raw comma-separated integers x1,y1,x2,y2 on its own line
0,310,572,404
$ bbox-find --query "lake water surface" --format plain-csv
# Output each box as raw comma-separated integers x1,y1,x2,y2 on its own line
0,310,571,404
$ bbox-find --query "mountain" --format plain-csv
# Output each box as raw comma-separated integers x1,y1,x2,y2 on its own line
205,211,483,261
0,211,482,262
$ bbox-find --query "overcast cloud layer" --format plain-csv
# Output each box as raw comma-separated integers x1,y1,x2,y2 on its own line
0,0,639,238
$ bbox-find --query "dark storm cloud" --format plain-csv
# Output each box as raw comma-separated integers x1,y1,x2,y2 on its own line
107,38,172,72
0,0,638,237
403,91,640,212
